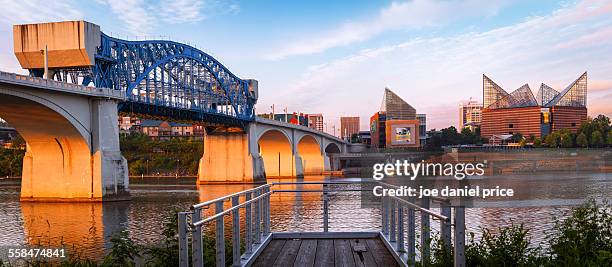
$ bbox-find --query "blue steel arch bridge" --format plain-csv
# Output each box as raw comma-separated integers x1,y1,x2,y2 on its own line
23,21,257,127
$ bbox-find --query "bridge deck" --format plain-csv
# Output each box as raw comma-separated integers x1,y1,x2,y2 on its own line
251,237,400,267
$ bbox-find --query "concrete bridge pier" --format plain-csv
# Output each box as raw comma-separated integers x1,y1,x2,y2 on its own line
197,130,266,184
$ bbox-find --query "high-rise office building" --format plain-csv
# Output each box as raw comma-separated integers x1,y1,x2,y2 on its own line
459,99,482,130
340,116,360,141
307,114,324,131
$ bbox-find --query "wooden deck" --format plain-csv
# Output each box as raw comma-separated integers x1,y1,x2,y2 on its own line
252,238,399,267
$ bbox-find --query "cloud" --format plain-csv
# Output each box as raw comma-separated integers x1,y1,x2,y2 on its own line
99,0,155,35
266,0,508,60
0,0,84,73
259,0,612,130
98,0,240,35
0,0,83,24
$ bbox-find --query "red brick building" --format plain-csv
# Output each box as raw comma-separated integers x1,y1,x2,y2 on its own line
481,72,587,139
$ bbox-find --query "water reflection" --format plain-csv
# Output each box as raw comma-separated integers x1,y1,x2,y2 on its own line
19,202,129,260
0,173,609,262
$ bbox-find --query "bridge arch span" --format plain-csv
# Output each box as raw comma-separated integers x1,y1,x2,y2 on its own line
257,129,295,178
0,93,95,200
0,78,128,201
324,142,342,171
297,135,324,175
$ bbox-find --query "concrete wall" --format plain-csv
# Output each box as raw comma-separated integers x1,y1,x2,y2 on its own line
198,133,261,183
14,21,100,69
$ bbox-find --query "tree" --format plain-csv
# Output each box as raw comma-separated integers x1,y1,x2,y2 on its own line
559,130,574,148
576,133,588,148
607,131,612,147
545,132,560,148
533,137,542,148
510,133,523,143
591,131,604,147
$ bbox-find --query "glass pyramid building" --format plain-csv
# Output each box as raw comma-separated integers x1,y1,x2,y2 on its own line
380,87,416,120
483,72,587,109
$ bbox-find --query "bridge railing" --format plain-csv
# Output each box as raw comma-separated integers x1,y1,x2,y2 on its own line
178,181,466,267
0,71,124,99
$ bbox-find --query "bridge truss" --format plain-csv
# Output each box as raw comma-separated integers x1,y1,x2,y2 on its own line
48,34,257,125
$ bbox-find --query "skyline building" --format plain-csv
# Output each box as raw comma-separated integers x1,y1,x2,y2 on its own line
307,113,324,132
371,88,420,148
459,99,483,131
381,87,416,120
481,72,587,139
340,116,360,140
417,113,427,147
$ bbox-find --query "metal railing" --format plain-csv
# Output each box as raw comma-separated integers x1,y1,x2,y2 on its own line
178,181,465,267
378,182,465,266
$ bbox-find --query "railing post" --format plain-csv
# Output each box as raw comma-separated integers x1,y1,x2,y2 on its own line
323,183,329,232
178,212,189,267
454,206,466,267
192,209,203,267
382,195,389,236
408,207,416,266
421,197,430,264
215,201,225,267
390,199,396,242
244,192,253,256
263,186,271,235
254,189,261,244
441,202,452,252
397,205,405,252
231,196,240,267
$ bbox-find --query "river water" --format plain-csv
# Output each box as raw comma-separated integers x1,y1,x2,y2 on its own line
0,172,610,261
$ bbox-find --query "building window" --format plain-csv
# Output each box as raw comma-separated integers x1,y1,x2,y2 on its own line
571,123,576,127
508,124,514,128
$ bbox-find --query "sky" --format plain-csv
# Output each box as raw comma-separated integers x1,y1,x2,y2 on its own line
0,0,611,133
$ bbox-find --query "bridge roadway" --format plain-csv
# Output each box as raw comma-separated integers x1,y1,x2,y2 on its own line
0,71,347,201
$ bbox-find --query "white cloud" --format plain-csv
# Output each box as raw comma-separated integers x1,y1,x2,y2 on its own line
159,0,206,24
0,0,84,73
98,0,240,35
0,0,83,24
258,0,612,130
99,0,155,35
266,0,509,60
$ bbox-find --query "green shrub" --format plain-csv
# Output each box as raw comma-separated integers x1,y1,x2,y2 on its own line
546,199,612,266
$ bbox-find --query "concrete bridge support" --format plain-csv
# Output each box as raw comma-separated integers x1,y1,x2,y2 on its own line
0,77,128,201
197,132,265,184
197,118,346,183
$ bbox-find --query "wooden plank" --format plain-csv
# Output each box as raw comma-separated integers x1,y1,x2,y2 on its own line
365,238,399,267
293,239,317,267
350,239,377,267
334,239,356,267
252,239,287,267
314,239,334,267
273,239,302,266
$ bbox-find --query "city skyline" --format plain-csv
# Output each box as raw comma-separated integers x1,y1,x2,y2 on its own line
0,0,611,131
